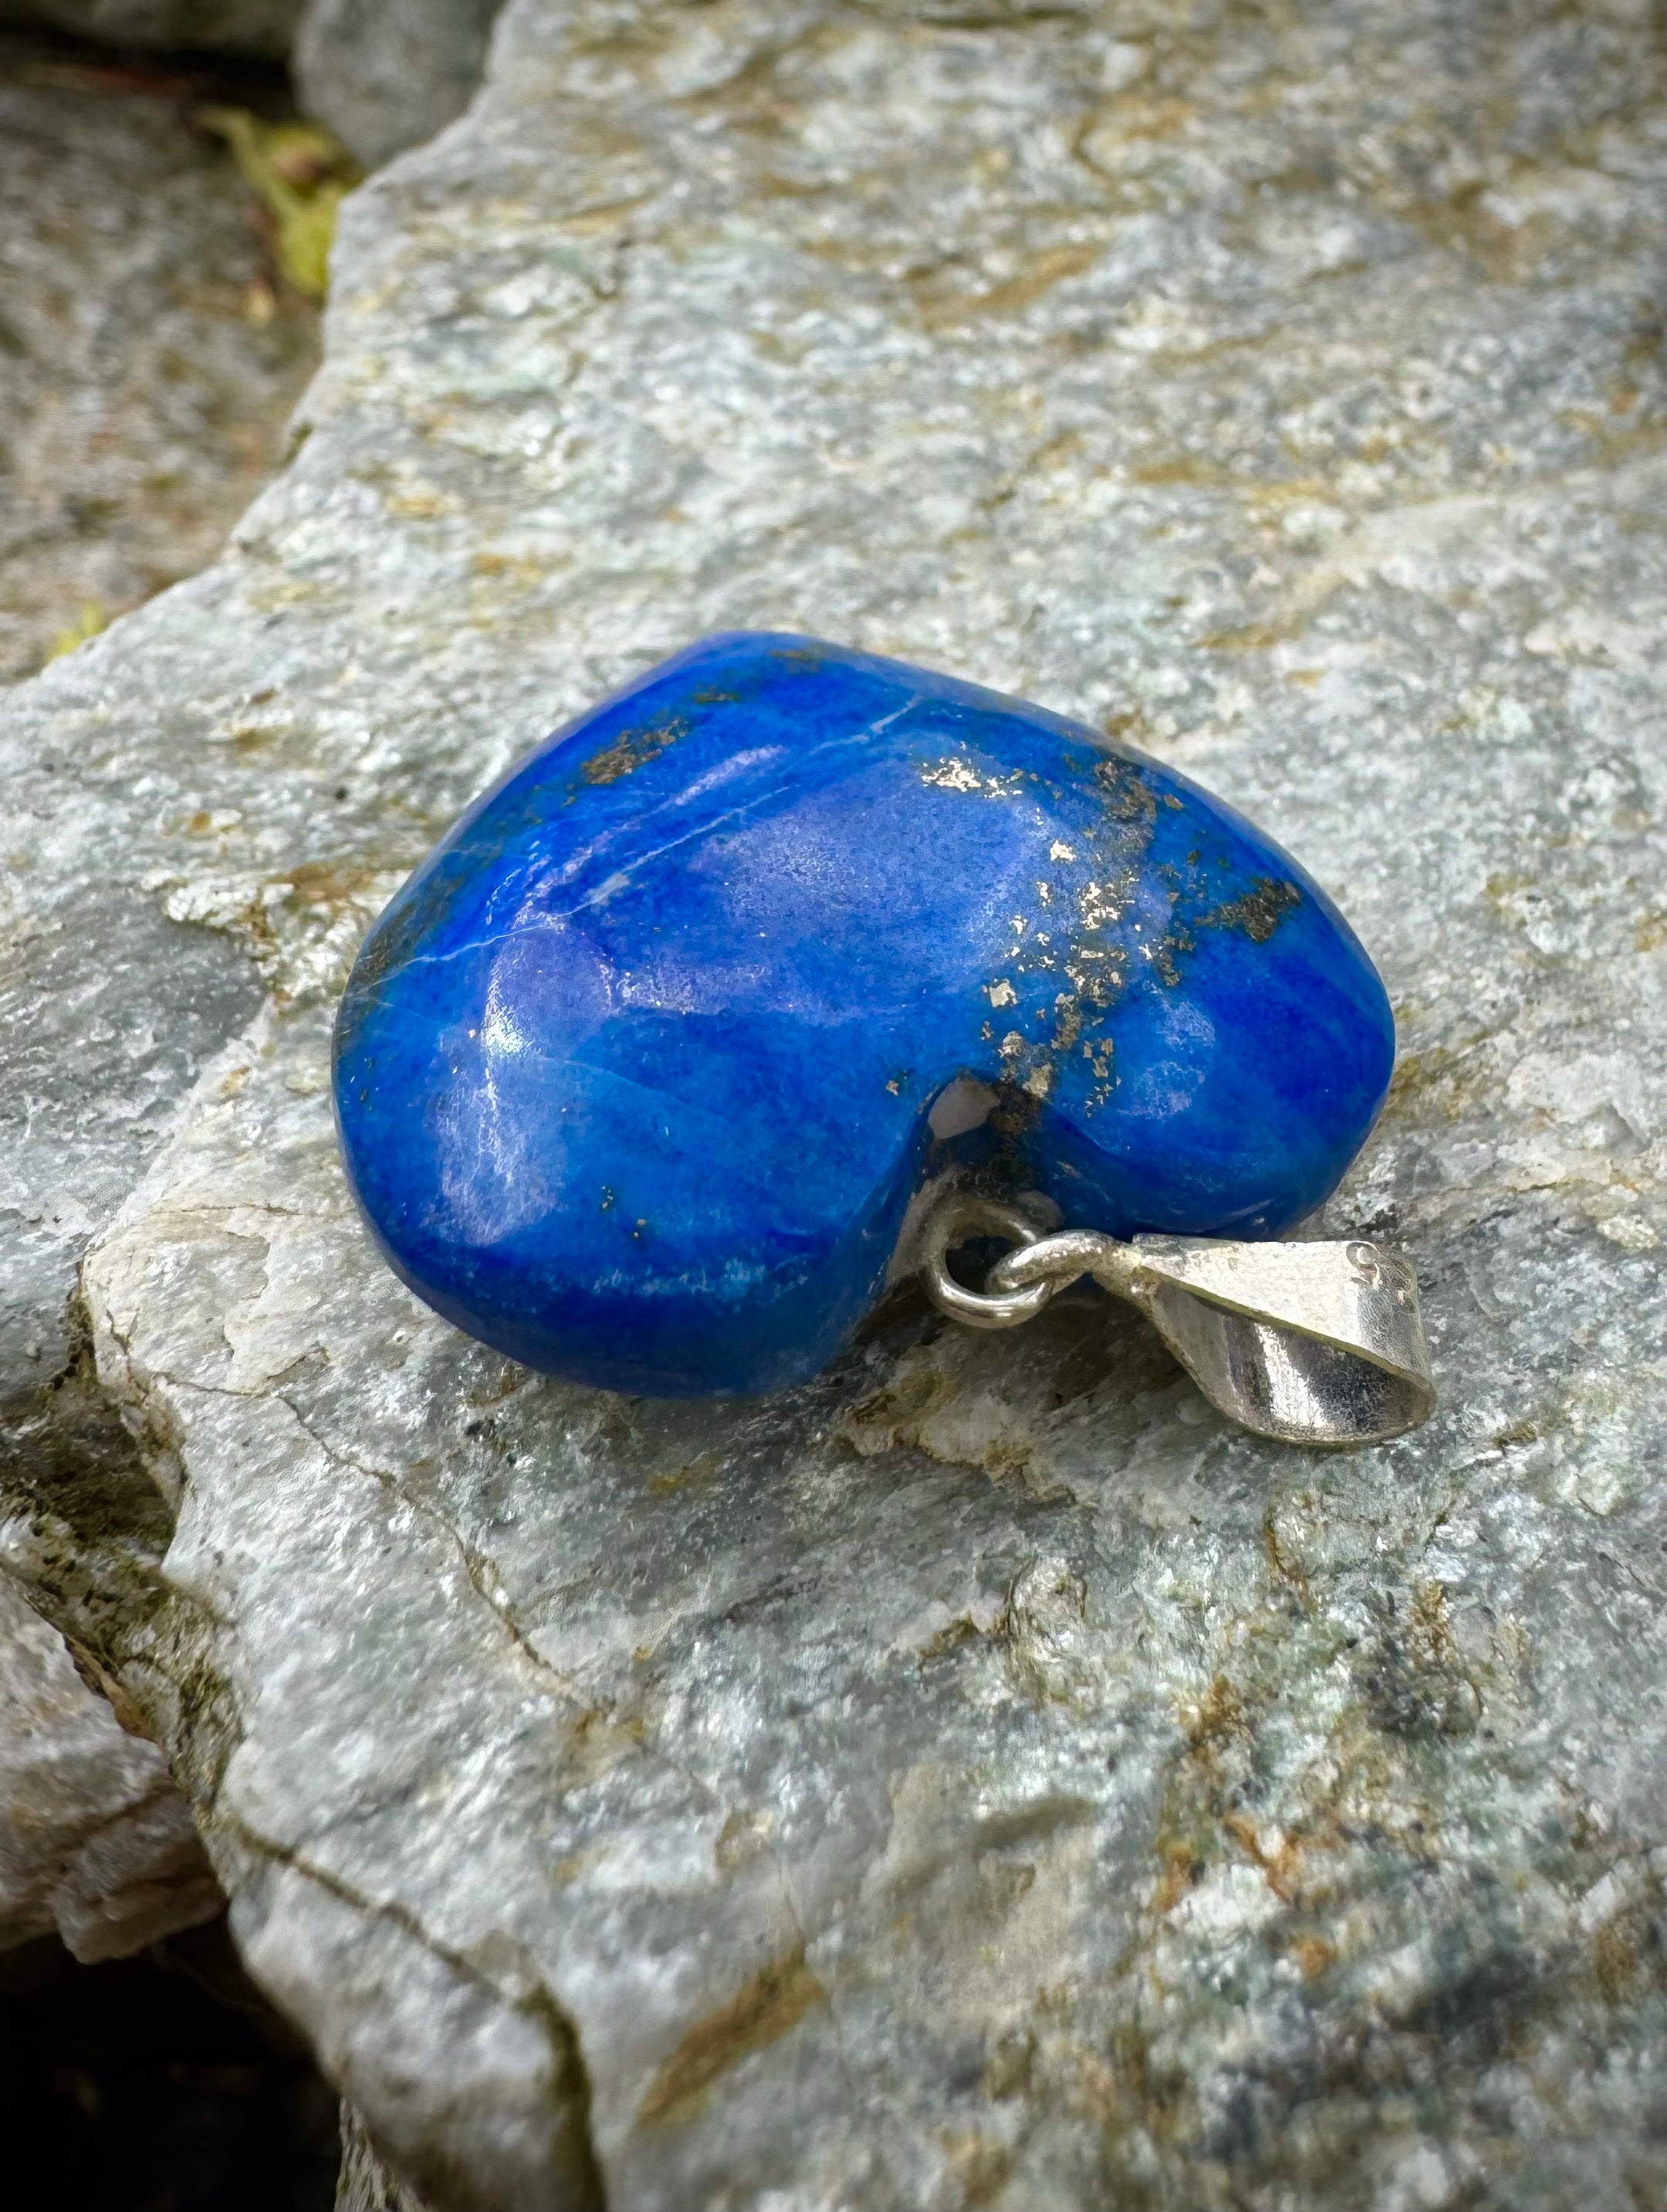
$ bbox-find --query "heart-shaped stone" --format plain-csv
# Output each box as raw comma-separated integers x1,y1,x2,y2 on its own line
333,634,1394,1395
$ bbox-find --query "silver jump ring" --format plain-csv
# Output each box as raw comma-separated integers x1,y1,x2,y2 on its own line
919,1196,1057,1330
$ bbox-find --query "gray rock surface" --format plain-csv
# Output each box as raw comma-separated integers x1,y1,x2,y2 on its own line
293,0,506,167
0,0,303,56
2,1,1664,2206
0,0,506,174
336,2100,436,2212
0,1571,220,1960
0,29,302,1995
0,33,321,683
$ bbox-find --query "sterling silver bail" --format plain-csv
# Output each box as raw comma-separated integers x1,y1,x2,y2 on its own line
919,1192,1435,1448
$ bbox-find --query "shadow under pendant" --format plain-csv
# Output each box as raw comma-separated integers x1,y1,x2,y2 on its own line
333,634,1395,1398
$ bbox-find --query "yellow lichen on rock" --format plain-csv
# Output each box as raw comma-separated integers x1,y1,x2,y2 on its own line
198,108,360,301
48,600,106,661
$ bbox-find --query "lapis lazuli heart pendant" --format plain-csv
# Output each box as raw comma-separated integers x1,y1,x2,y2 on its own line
334,635,1433,1445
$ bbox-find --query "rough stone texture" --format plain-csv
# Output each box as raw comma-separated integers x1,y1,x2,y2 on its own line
0,1571,220,1960
336,2100,435,2212
0,0,507,174
0,24,296,1998
1,2,1664,2207
0,33,321,683
0,0,303,57
293,0,506,167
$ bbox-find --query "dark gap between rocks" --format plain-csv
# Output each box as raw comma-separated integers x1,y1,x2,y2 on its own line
0,1915,340,2210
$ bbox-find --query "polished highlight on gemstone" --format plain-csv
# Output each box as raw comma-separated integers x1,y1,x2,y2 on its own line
333,634,1395,1395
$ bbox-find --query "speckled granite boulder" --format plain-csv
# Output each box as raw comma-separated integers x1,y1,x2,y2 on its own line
0,40,320,684
293,0,506,166
2,2,1664,2207
0,0,503,174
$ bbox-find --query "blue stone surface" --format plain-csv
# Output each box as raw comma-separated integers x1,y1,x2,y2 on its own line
333,634,1395,1397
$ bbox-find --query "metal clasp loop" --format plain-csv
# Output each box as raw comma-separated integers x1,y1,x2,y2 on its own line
919,1190,1435,1448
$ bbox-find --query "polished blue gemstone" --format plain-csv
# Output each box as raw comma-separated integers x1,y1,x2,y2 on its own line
333,634,1395,1396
